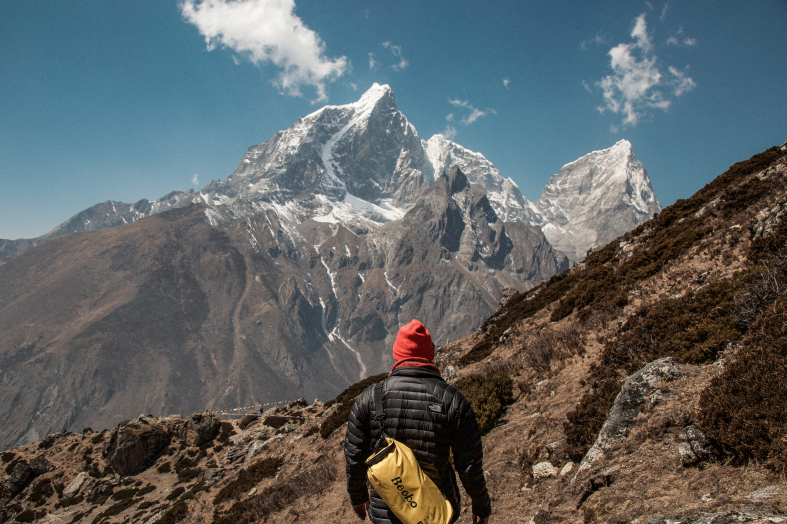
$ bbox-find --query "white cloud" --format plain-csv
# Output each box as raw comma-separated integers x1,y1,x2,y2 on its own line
503,78,510,88
446,113,454,122
630,14,652,53
667,27,696,47
382,41,408,71
582,80,593,94
581,31,609,51
668,66,696,96
449,99,495,125
180,0,347,102
192,173,200,186
441,125,458,140
594,13,695,127
660,2,669,21
368,52,378,70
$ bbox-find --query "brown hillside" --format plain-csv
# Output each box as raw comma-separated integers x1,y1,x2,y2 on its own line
0,142,786,523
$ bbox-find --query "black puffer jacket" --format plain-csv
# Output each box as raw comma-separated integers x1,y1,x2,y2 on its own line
344,367,491,524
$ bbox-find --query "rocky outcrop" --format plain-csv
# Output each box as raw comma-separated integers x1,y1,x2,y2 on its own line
678,425,723,466
3,462,35,498
106,418,170,476
579,357,683,472
179,414,220,447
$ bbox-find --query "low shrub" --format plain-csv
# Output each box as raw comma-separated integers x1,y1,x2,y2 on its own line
454,371,513,435
563,378,623,462
166,487,186,501
518,324,583,374
458,269,580,365
158,499,189,524
94,496,138,520
110,487,139,501
157,462,172,474
138,484,156,496
55,495,83,509
212,460,337,524
176,468,200,483
14,509,45,523
564,276,746,462
87,483,113,506
213,456,283,505
698,293,787,473
28,478,54,506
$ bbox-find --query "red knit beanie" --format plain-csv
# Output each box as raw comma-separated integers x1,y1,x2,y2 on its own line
393,319,435,362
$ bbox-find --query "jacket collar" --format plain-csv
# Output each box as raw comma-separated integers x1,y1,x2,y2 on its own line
390,366,444,380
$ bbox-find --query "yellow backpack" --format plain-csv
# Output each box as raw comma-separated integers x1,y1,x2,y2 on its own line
364,382,454,524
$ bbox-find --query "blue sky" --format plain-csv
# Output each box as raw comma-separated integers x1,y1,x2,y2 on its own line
1,0,785,240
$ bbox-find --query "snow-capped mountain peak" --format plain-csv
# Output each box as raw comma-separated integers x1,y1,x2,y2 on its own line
532,139,661,261
3,85,661,267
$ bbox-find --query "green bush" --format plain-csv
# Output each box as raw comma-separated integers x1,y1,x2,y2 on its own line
698,293,787,473
454,372,513,435
563,378,623,462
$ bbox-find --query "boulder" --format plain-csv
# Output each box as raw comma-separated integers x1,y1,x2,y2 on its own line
261,406,280,418
62,472,88,499
579,357,683,472
4,461,35,497
559,462,575,477
30,455,55,475
238,414,259,431
179,413,221,447
263,415,289,429
678,424,721,466
442,365,458,383
197,468,225,484
532,461,559,480
161,415,186,438
288,398,308,409
546,438,567,457
245,435,285,463
498,286,519,308
106,419,170,476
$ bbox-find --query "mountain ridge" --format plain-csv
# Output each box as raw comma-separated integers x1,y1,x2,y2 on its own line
1,84,658,266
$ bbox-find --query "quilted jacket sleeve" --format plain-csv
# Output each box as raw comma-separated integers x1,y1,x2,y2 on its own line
344,386,373,506
450,391,492,519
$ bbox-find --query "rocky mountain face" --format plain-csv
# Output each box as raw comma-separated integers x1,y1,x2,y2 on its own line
529,139,661,262
0,143,784,524
0,84,657,450
0,165,565,451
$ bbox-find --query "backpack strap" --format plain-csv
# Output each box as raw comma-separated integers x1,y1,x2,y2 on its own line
372,381,387,453
373,382,386,425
